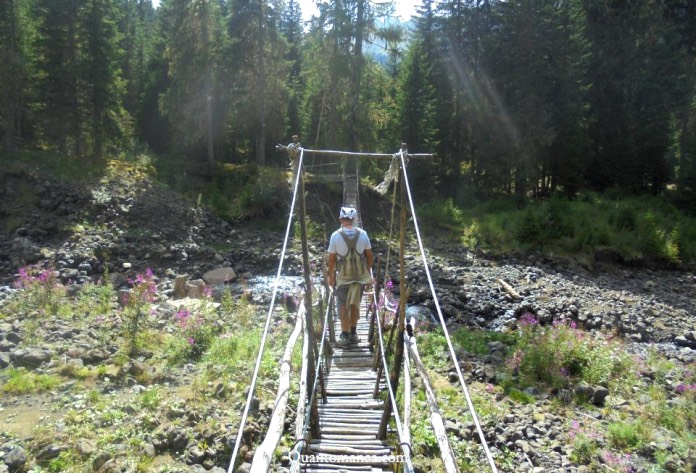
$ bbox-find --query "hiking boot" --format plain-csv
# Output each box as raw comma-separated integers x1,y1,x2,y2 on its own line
336,334,351,347
350,333,360,344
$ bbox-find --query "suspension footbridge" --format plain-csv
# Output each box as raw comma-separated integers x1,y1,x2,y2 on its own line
225,143,500,473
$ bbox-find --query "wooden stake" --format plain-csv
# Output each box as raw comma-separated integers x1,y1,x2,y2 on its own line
378,145,409,439
299,161,320,438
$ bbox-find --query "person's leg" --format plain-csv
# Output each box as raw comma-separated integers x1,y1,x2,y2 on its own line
350,304,360,329
336,285,351,344
349,285,364,343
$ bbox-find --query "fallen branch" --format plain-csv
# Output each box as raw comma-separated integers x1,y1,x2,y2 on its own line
407,323,460,473
497,278,521,300
250,305,304,472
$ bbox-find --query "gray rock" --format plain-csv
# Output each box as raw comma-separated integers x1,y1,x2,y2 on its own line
0,353,10,368
5,332,21,344
202,267,237,285
591,386,609,406
35,443,69,461
574,383,594,401
11,348,52,369
237,464,252,473
142,443,156,457
4,446,27,470
76,438,97,456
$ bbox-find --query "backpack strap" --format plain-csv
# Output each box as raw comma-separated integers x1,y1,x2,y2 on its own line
338,228,361,253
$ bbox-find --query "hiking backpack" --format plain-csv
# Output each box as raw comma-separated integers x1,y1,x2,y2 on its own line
336,228,371,285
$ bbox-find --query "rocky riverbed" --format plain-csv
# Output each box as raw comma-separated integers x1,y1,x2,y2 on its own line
0,166,694,472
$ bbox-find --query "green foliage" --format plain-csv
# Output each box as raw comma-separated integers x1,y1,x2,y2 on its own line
169,301,221,362
607,420,648,450
2,368,60,394
13,265,67,317
451,327,514,356
509,314,632,391
138,387,161,411
506,387,535,404
417,198,464,229
77,279,115,316
121,269,157,356
198,164,290,223
452,195,696,265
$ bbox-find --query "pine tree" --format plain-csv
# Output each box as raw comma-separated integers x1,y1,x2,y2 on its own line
82,0,128,159
280,0,304,138
0,0,24,151
583,0,685,192
32,0,83,154
159,0,225,165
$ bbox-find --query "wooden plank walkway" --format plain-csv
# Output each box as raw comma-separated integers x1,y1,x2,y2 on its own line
303,297,392,472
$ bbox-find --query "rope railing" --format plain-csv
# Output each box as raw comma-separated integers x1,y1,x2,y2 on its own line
290,289,334,472
368,276,415,473
398,150,500,473
226,149,305,473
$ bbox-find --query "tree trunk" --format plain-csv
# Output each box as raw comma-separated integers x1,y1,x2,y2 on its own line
255,0,267,165
348,0,365,150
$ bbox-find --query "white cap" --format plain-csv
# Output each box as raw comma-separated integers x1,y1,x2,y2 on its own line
339,207,357,220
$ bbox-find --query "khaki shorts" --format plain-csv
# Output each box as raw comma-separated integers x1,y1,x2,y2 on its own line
336,283,364,311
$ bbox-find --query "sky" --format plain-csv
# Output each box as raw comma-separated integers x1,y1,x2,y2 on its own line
150,0,419,22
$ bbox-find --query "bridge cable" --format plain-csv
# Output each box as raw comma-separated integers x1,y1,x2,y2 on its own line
398,151,500,473
290,288,333,472
227,148,306,473
359,165,414,472
368,270,415,473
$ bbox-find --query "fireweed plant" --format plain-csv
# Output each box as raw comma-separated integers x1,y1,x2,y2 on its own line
173,291,220,360
509,312,633,392
14,265,66,316
122,269,158,355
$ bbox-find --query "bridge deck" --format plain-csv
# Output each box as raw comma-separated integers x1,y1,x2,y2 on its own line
303,297,392,472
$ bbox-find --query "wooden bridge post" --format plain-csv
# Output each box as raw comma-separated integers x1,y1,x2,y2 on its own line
368,254,381,351
378,144,409,439
299,158,321,438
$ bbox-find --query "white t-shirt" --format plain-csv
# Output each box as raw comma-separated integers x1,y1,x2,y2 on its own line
328,227,371,257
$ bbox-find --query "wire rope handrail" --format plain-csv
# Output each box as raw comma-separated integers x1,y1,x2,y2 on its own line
398,150,500,473
226,149,306,473
290,289,334,472
367,271,415,473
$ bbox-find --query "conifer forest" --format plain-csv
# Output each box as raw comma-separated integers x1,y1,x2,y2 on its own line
1,0,695,204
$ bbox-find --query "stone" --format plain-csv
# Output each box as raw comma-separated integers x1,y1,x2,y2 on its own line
591,386,609,406
76,438,97,456
574,383,594,401
203,267,236,285
11,348,52,369
0,353,10,368
4,446,27,470
237,464,252,473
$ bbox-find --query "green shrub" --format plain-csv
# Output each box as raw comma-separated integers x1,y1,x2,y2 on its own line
417,198,464,228
2,368,61,394
14,265,67,316
509,314,632,391
607,420,648,450
515,209,544,245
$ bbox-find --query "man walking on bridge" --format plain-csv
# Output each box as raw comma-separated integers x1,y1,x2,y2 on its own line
327,207,374,347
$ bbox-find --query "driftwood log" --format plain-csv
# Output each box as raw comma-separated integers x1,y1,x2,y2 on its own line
497,278,521,300
408,329,460,473
250,306,304,472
